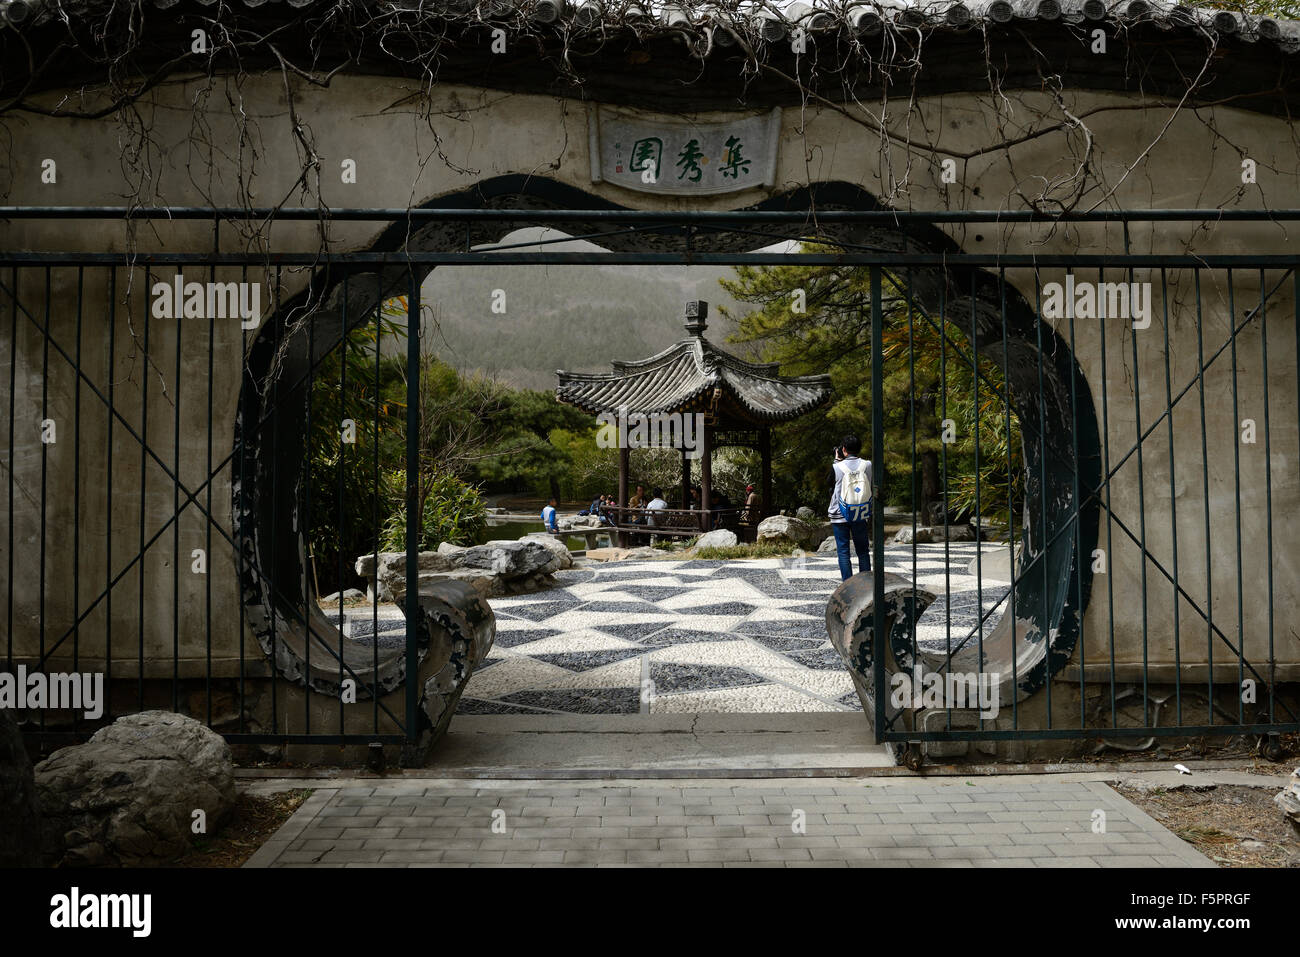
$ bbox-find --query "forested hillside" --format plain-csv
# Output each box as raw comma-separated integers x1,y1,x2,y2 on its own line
422,260,748,389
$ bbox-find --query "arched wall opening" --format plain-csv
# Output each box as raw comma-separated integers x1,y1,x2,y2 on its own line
232,175,1101,733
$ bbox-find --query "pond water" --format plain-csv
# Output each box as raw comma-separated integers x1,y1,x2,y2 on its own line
474,519,610,552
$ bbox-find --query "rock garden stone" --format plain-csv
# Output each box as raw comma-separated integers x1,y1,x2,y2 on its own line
757,514,829,550
34,711,236,867
695,528,739,549
357,537,567,603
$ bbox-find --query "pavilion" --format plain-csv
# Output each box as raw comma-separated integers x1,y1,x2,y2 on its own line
556,301,832,542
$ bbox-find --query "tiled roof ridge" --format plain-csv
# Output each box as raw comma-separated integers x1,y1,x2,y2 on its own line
556,317,832,420
8,0,1300,49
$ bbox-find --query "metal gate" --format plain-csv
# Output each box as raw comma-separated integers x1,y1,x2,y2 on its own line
2,204,1297,753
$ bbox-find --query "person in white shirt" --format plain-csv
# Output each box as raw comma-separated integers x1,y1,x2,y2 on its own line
645,488,668,543
541,497,559,533
827,434,872,580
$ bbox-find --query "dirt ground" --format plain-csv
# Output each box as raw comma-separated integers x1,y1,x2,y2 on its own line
1117,781,1300,867
176,789,313,868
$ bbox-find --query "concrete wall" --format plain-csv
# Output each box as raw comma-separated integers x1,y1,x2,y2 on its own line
2,72,1297,693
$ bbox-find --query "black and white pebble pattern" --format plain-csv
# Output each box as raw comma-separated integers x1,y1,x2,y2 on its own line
337,543,1011,715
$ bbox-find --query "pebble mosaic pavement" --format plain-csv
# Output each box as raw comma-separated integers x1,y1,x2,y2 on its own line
343,543,1012,715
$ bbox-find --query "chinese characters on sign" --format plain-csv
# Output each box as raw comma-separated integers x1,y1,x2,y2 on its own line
590,106,781,196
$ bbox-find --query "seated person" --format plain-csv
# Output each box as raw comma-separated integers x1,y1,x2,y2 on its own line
645,488,668,543
645,488,668,525
541,496,559,533
627,485,647,524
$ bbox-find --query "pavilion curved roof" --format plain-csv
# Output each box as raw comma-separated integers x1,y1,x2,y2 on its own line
556,301,832,423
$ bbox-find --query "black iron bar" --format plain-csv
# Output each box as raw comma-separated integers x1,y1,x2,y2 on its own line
1159,269,1182,727
869,276,887,746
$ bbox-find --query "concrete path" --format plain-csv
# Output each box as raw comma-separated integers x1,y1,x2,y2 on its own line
426,714,897,773
245,774,1214,868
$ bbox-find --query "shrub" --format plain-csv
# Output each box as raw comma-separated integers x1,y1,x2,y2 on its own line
378,469,488,551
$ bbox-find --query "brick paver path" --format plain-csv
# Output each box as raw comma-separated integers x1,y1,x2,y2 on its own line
246,775,1213,867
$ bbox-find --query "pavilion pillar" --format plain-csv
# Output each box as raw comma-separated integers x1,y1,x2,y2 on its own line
618,444,630,548
681,448,691,511
700,424,713,531
760,427,772,521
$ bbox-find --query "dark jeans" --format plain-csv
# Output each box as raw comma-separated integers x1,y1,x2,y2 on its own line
832,520,870,581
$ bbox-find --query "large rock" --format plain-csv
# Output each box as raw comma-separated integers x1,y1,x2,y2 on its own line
35,711,236,867
558,514,602,532
524,533,575,571
795,506,817,522
356,550,454,602
818,534,839,553
585,546,663,562
357,539,565,603
893,524,977,544
436,541,467,561
456,539,562,577
0,707,43,866
695,528,739,549
757,515,828,550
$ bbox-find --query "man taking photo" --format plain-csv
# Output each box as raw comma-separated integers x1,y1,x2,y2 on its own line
827,433,873,581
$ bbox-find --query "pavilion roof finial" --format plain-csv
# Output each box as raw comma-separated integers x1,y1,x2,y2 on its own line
684,300,708,336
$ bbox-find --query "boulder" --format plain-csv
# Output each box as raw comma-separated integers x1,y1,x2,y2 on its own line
436,541,467,561
523,533,575,571
818,534,838,553
355,551,455,603
457,539,562,577
806,522,832,549
757,515,826,550
795,506,818,522
757,514,809,546
0,706,43,866
893,524,977,544
893,526,932,544
584,546,663,562
358,539,566,604
35,711,236,867
695,528,739,549
558,514,602,532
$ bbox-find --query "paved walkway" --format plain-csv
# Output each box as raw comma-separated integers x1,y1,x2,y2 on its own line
245,774,1213,868
340,544,1009,717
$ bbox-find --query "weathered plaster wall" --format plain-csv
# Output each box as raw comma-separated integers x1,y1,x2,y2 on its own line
2,72,1297,689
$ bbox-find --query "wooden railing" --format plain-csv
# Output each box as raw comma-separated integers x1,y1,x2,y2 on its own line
602,505,761,538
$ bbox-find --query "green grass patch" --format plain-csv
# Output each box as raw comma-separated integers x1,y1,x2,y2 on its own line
692,542,804,560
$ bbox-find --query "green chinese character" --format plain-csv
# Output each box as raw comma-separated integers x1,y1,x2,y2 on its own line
630,137,662,176
676,139,705,183
720,135,752,179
